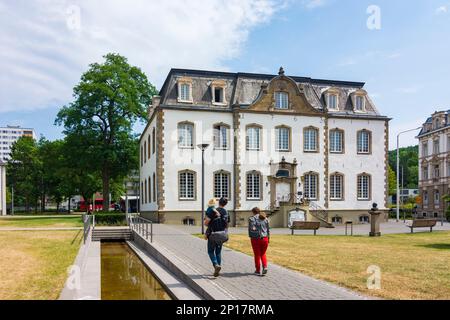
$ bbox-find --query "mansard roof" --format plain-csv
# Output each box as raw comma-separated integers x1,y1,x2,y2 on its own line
418,110,450,137
158,68,386,118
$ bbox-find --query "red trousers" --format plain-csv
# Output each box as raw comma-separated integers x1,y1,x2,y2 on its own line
250,237,269,272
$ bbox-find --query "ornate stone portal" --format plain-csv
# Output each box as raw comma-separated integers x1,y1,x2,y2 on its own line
267,157,299,210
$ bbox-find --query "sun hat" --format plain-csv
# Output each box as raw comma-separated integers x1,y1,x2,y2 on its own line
207,198,216,207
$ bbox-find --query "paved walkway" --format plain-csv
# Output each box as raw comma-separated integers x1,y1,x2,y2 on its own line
142,224,369,300
172,220,450,236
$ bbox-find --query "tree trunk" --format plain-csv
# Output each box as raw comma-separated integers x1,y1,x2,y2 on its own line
102,167,110,213
56,202,60,214
68,197,71,213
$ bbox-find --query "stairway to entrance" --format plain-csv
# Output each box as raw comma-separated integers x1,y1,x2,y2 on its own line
92,227,133,241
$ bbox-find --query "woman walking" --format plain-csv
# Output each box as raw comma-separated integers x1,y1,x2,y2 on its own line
248,207,270,276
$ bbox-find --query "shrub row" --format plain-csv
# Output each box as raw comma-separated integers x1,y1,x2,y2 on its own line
92,213,127,226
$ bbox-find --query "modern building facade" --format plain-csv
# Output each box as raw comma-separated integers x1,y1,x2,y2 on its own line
0,125,36,161
417,110,450,219
0,160,6,216
139,68,390,227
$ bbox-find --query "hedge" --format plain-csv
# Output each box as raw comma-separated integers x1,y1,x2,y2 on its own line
93,213,127,226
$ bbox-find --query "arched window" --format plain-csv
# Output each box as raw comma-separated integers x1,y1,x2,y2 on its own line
304,127,319,152
148,176,151,204
276,169,290,178
332,216,343,224
357,130,371,154
144,141,147,163
304,172,319,200
246,171,262,200
213,123,230,150
148,134,151,159
144,179,148,204
275,126,291,152
357,173,371,200
152,127,156,154
179,170,196,200
329,129,344,153
330,173,344,200
355,95,365,112
178,122,194,148
214,170,230,199
359,215,370,224
246,125,262,151
153,173,156,203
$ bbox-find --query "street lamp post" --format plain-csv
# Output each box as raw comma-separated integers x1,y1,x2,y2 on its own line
396,127,421,222
197,143,210,235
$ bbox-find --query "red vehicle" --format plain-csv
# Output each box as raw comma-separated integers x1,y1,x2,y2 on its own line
78,198,115,212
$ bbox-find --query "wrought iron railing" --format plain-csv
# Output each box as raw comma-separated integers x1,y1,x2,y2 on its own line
82,214,94,244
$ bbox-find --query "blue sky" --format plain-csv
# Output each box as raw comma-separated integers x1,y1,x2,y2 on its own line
1,0,449,149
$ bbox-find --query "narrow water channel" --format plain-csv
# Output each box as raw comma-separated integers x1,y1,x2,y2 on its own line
101,242,172,300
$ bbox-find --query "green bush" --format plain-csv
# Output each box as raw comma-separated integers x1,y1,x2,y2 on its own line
93,213,127,226
446,206,450,222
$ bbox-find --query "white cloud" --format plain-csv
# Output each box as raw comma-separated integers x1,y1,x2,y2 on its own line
0,0,280,112
435,6,448,14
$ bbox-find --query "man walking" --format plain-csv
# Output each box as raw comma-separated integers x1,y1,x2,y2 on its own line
204,197,229,277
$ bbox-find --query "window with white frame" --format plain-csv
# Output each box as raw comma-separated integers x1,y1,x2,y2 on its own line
327,94,338,110
434,190,440,207
304,173,318,200
434,164,440,179
433,139,440,154
357,174,370,200
357,130,371,154
246,172,261,200
214,171,230,199
213,87,225,104
274,92,289,109
179,83,191,101
330,174,343,200
276,127,290,151
213,124,229,149
329,129,343,153
423,165,428,180
304,127,318,152
178,122,194,148
355,95,365,111
179,171,195,200
422,142,428,157
246,126,261,151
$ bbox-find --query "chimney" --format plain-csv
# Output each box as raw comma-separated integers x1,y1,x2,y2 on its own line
148,95,161,119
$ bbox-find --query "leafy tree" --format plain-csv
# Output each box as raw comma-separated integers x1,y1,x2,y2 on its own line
388,145,419,189
56,53,156,212
388,165,397,196
7,136,42,213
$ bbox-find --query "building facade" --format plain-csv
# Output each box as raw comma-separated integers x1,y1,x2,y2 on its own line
0,160,6,216
139,68,390,227
0,125,36,161
417,110,450,219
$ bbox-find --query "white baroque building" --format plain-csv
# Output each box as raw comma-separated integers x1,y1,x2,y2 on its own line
139,68,390,227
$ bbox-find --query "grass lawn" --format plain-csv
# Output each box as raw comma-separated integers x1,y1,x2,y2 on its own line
0,216,83,228
223,232,450,300
0,230,82,299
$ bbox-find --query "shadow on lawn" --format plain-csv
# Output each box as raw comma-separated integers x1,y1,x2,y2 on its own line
417,243,450,250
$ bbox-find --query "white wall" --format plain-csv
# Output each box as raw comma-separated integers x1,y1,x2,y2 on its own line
161,109,234,211
328,118,387,210
239,113,325,210
140,117,158,212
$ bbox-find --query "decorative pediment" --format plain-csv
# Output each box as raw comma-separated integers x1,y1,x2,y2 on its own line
247,67,322,115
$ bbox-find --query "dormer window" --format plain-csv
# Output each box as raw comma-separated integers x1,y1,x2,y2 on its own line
355,95,365,112
274,92,289,109
211,80,227,106
327,94,338,110
177,78,193,103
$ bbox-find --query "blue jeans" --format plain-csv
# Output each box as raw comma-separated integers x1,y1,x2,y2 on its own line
207,239,222,266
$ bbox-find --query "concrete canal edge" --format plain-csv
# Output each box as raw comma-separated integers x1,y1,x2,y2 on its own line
59,227,202,300
127,241,201,300
132,232,234,300
59,239,101,300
